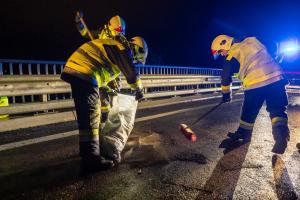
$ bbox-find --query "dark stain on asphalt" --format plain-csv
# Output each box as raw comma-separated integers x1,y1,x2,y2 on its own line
173,151,208,164
272,154,299,200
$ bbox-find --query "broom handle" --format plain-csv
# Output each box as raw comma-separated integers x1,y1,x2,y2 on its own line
190,88,243,127
76,11,95,40
190,101,224,127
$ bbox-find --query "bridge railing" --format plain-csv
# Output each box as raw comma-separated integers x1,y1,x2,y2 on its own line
0,59,299,116
0,59,222,76
0,74,242,115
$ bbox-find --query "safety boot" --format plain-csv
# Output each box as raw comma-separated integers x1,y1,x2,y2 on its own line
80,155,114,176
79,141,114,176
100,146,122,165
272,125,290,154
227,128,252,143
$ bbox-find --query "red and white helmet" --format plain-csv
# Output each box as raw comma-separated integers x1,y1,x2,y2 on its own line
211,35,233,60
108,15,126,36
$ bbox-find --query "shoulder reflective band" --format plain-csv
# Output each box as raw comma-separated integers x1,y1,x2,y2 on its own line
87,42,115,76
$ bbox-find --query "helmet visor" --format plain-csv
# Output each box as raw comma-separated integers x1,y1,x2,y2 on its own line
132,45,146,65
114,26,125,35
212,50,220,60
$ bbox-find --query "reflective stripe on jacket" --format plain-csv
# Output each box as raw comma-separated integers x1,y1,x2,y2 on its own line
63,39,142,90
227,37,284,90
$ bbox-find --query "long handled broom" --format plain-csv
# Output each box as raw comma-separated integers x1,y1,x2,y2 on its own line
179,89,242,141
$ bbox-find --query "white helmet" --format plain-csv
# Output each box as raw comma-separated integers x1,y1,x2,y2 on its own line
130,36,148,65
211,35,233,60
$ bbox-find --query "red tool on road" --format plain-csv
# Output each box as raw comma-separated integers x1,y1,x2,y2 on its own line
179,123,197,142
179,101,224,142
179,89,242,141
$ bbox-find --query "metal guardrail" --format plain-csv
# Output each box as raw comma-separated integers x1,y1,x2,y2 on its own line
0,59,222,76
0,74,241,115
0,59,299,116
0,59,223,105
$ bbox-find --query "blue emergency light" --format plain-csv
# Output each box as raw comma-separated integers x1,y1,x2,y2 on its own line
279,40,300,57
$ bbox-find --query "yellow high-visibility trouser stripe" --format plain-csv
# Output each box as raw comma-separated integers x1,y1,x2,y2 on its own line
0,115,9,120
239,120,254,130
101,104,111,112
0,96,9,120
129,79,142,90
79,129,99,142
271,117,288,126
221,85,231,94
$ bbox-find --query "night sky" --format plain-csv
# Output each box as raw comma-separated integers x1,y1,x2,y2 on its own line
1,0,300,69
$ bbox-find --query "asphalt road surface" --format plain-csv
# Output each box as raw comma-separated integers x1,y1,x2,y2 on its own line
0,94,300,200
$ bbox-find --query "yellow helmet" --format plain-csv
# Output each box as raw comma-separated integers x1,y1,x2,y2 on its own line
211,35,233,60
130,36,148,65
108,15,126,36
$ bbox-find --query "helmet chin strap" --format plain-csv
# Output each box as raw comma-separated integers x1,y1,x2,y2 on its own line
103,25,113,38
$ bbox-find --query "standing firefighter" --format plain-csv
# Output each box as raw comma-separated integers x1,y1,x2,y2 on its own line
61,36,147,175
211,35,289,154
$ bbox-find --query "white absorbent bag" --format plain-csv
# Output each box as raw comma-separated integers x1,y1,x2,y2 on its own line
100,94,138,163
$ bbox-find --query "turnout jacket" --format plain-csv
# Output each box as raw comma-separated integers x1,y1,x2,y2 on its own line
61,38,142,90
221,37,284,93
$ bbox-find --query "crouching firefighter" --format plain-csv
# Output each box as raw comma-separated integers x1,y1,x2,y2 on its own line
211,35,290,154
61,36,147,175
75,14,127,96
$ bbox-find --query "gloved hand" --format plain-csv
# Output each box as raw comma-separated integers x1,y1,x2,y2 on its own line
101,112,109,123
222,92,232,103
134,88,144,102
75,11,83,23
107,78,121,93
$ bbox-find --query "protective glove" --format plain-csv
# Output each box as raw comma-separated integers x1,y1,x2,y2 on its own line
107,78,121,93
75,11,83,23
222,92,232,103
99,87,110,101
134,88,144,102
101,112,109,123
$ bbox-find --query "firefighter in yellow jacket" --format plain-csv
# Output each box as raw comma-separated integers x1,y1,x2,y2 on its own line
211,35,289,154
75,14,126,41
75,14,127,119
61,36,148,175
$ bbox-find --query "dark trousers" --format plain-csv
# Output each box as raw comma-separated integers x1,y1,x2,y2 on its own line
62,73,101,157
241,79,288,126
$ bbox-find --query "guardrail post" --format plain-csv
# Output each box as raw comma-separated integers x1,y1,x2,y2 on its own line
19,63,23,75
28,64,32,75
40,94,48,102
37,64,41,74
45,64,49,74
60,64,64,74
0,62,3,75
9,63,13,75
53,64,57,74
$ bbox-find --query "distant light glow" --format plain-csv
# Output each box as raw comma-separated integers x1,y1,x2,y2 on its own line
279,40,300,57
